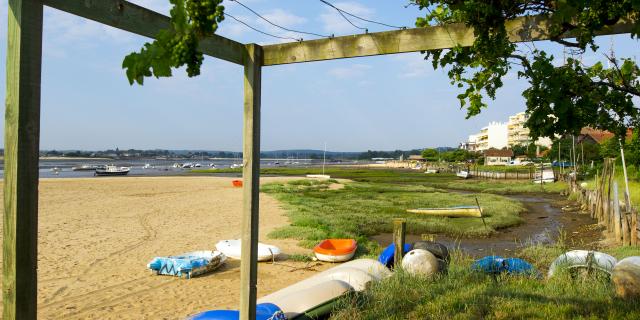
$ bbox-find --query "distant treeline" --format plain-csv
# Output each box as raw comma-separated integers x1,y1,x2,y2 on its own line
37,147,455,160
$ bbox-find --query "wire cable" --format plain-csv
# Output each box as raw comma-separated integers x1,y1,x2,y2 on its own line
318,0,368,33
229,0,333,39
318,0,407,31
223,13,303,42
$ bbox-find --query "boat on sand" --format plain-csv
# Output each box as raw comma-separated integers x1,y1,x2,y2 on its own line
215,239,280,262
147,250,226,279
407,206,482,218
313,239,357,262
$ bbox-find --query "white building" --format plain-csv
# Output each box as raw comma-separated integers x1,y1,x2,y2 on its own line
507,112,553,148
475,122,508,151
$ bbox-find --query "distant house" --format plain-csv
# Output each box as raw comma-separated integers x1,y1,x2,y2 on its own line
576,127,633,145
408,155,426,162
484,148,514,166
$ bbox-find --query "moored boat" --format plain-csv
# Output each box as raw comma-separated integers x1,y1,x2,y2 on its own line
94,165,130,176
406,206,482,218
72,164,106,171
456,170,471,179
313,239,357,262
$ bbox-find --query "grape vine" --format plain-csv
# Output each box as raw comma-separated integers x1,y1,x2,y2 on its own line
122,0,225,85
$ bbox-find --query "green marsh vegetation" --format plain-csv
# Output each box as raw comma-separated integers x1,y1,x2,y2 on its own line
331,244,640,320
261,178,526,253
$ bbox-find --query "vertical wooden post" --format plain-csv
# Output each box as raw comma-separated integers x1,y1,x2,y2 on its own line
613,182,622,243
239,43,262,320
4,1,42,319
393,218,406,268
631,209,638,246
622,213,630,246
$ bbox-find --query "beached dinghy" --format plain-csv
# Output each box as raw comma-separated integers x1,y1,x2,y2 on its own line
406,206,482,218
313,239,357,262
147,250,226,279
378,243,413,268
215,239,281,262
258,259,391,319
472,256,537,276
547,250,617,278
612,256,640,299
187,303,286,320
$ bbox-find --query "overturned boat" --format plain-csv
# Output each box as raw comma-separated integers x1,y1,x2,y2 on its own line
147,250,226,279
407,206,482,218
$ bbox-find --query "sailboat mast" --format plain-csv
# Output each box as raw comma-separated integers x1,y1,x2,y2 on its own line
323,142,326,176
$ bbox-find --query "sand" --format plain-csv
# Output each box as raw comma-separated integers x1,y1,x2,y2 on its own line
0,176,331,319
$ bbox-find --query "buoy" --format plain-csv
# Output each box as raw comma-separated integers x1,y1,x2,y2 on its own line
401,249,439,276
612,256,640,299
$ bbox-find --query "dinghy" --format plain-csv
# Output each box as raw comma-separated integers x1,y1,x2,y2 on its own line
147,250,226,279
306,174,331,179
258,259,390,319
456,170,471,179
188,303,286,320
612,256,640,299
215,239,281,262
472,256,537,276
547,250,617,278
231,180,242,187
313,239,357,262
378,243,413,268
407,206,482,218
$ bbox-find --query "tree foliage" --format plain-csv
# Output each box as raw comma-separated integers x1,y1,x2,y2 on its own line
413,1,640,139
122,0,225,85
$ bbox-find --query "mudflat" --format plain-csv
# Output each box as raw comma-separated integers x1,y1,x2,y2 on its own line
0,176,327,319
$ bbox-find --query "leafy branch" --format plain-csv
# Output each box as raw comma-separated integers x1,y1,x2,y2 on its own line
122,0,225,85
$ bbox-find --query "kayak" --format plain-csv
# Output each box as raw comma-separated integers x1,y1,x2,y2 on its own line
187,302,286,320
612,256,640,299
215,239,281,262
547,250,617,278
258,259,390,319
378,243,413,268
406,206,482,218
147,250,226,279
313,239,357,262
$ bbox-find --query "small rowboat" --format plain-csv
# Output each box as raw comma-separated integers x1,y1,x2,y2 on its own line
406,206,482,218
314,239,357,262
547,250,617,278
215,239,281,262
232,180,243,187
147,250,226,279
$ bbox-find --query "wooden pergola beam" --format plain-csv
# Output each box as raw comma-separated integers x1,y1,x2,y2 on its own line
43,0,245,65
262,15,636,66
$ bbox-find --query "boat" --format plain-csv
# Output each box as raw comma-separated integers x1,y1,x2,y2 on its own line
472,256,537,276
230,163,243,169
232,180,243,187
182,163,194,169
406,206,482,218
94,165,130,176
612,256,640,298
456,170,471,179
258,259,391,319
425,168,439,174
547,250,617,278
142,163,152,169
188,303,286,320
378,243,413,268
194,163,202,168
72,164,106,171
147,250,226,279
313,239,357,262
172,163,181,168
306,174,331,179
208,163,216,167
215,239,281,262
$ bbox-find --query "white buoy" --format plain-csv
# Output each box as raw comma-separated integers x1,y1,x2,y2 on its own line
401,249,439,276
612,256,640,299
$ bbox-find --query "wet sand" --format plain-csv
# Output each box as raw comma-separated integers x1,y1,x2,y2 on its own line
0,176,330,319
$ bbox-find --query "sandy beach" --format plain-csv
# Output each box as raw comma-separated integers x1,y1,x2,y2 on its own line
0,176,329,319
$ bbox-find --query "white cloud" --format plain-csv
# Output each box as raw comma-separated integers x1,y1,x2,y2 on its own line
328,63,372,78
319,1,373,35
394,53,431,78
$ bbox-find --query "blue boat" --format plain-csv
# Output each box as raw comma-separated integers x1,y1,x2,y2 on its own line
378,243,413,268
472,256,537,276
188,303,286,320
147,251,226,279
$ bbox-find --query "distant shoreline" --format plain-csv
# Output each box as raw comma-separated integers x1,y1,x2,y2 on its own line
38,156,113,160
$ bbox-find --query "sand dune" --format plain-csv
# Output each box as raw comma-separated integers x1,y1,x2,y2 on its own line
0,176,328,319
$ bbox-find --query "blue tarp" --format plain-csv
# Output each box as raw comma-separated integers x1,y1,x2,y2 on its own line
188,303,286,320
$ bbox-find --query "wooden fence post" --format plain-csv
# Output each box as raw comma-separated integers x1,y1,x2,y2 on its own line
393,218,406,268
632,209,638,246
3,2,43,320
239,43,262,320
613,182,622,243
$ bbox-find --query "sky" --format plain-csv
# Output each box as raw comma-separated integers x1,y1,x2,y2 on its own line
0,1,639,152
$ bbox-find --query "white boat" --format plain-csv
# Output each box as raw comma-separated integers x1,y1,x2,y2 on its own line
456,170,471,179
172,163,181,168
306,174,331,179
425,169,439,174
142,163,152,169
182,163,193,169
214,239,280,262
94,165,130,176
548,250,617,278
258,259,391,319
194,163,202,168
208,163,216,167
230,163,243,169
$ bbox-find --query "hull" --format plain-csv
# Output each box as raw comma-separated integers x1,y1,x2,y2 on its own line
147,250,226,279
313,239,357,263
456,171,470,179
94,170,129,176
407,206,482,218
314,251,355,263
306,174,331,179
215,239,281,262
548,250,617,278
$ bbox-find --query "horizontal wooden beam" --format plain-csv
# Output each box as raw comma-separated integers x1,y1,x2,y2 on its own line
262,15,636,66
43,0,245,65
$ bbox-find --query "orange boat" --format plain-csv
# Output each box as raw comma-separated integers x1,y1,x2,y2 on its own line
313,239,357,262
232,180,243,187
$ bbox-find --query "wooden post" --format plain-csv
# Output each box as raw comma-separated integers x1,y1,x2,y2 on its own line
632,209,638,246
613,182,622,243
393,218,406,268
4,1,43,319
622,213,630,246
239,43,262,320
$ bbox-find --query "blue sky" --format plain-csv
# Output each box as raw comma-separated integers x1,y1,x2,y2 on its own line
1,1,639,152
